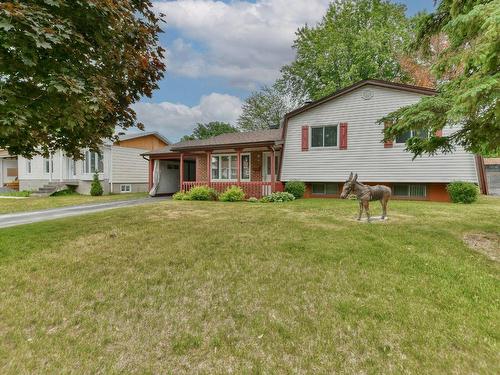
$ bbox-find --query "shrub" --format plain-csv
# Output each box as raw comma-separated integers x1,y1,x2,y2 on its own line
247,197,259,203
260,191,295,203
51,187,77,197
90,172,103,196
187,185,217,201
285,180,306,198
219,185,245,202
172,191,189,200
447,181,478,203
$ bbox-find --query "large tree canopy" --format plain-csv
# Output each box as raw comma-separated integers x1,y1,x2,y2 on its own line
381,0,499,157
280,0,413,101
0,0,165,158
237,84,299,131
180,122,239,142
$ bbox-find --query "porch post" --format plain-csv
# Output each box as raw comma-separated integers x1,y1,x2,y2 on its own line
206,151,211,184
148,158,154,190
236,149,241,185
270,147,276,192
180,152,184,191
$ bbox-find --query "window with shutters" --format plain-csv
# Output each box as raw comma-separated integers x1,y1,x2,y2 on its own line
395,130,429,144
311,125,338,148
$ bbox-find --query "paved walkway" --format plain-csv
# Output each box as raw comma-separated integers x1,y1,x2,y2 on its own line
0,197,165,229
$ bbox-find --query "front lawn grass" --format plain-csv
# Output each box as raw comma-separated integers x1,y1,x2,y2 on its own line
0,198,498,373
0,192,148,214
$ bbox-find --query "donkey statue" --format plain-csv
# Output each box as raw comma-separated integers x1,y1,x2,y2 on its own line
340,172,391,222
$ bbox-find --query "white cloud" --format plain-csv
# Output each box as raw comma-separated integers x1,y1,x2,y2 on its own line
155,0,329,87
132,93,243,141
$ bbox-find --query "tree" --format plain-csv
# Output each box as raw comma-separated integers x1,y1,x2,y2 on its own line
238,84,299,131
90,172,103,196
0,1,165,159
381,0,499,157
180,122,239,141
280,0,413,101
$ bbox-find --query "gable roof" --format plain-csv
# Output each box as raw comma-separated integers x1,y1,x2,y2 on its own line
283,79,436,121
143,129,283,155
117,131,171,145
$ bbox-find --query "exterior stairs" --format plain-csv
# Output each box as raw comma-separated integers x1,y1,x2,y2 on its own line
31,182,68,197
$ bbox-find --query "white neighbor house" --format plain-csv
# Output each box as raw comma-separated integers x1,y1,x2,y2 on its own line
17,132,169,195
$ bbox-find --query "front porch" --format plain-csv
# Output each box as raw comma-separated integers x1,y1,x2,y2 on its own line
149,148,283,199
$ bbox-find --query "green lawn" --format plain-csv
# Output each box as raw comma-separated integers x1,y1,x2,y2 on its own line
0,192,148,214
0,198,498,373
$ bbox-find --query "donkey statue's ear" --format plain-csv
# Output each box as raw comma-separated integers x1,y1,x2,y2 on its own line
353,173,358,181
348,172,353,181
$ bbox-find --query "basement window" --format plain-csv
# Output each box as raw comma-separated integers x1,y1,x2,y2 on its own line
120,184,131,193
393,184,426,198
311,183,339,195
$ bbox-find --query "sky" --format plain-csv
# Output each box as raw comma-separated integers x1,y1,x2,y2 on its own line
134,0,436,142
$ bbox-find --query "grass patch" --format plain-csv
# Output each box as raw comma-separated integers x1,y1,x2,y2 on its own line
0,192,148,214
0,190,31,197
0,197,499,373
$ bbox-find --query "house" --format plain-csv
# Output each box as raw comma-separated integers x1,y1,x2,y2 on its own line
144,79,485,201
484,158,500,195
17,132,169,195
0,149,18,190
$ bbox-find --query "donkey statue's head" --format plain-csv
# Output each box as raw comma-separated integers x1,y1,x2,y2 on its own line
340,172,357,199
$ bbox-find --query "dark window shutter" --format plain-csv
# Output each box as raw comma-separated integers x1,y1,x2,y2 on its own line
435,129,443,137
339,122,348,149
384,122,393,148
301,126,309,151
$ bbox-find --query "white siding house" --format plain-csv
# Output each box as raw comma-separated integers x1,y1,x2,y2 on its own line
281,80,479,201
18,144,149,195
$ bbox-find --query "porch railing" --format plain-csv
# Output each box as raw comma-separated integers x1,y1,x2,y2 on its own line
181,181,283,199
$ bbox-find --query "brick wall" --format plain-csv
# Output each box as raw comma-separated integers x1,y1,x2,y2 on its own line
196,154,208,182
251,151,263,181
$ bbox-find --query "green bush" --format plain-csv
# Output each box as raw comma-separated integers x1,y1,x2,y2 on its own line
219,185,245,202
51,187,77,197
187,185,218,201
285,180,306,198
172,191,189,200
260,191,295,203
447,181,478,203
90,172,103,196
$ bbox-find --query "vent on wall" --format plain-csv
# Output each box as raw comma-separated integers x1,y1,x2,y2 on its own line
361,89,374,100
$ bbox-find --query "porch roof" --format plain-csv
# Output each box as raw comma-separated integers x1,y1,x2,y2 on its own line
142,129,283,156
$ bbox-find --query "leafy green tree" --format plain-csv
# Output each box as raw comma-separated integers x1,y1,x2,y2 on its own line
381,0,499,157
238,84,299,131
0,1,165,158
180,122,239,141
280,0,413,101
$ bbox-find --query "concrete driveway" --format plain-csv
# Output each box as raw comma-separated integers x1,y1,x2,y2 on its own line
0,197,165,229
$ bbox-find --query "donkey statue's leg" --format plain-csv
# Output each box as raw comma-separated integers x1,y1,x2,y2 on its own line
358,201,363,221
381,199,387,219
363,200,371,222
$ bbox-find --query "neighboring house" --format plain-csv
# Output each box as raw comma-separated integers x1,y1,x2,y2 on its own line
484,158,500,195
0,149,18,189
144,80,485,201
17,132,169,195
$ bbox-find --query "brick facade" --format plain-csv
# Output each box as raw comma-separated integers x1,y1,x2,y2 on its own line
251,151,263,181
196,154,208,182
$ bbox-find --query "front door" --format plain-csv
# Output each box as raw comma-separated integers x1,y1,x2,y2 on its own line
262,152,280,196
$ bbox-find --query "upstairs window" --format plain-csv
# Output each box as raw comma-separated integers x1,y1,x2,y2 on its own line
84,151,104,174
311,125,338,148
395,129,429,144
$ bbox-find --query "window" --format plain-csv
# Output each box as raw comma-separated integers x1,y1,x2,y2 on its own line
120,184,131,193
83,151,104,174
311,183,339,195
43,157,53,174
265,154,279,176
211,154,250,181
395,129,429,144
26,159,32,174
393,184,426,198
311,125,338,148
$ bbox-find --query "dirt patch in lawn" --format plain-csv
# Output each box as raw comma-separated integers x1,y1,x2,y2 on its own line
463,232,500,262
